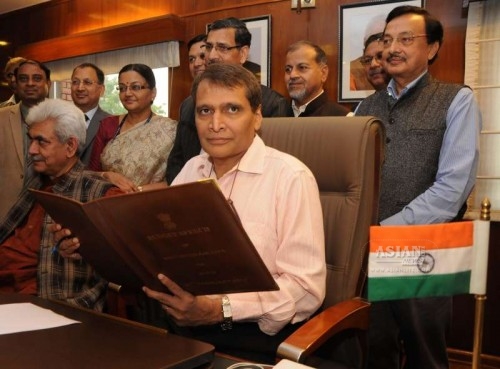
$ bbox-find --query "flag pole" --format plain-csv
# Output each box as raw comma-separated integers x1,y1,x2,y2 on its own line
472,197,490,369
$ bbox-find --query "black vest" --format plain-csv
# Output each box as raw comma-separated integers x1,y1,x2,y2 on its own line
356,73,463,221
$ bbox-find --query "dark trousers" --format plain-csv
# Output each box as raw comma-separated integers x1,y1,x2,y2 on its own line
185,322,303,364
127,294,302,364
367,297,452,369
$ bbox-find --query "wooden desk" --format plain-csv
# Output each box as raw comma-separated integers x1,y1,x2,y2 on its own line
0,293,214,369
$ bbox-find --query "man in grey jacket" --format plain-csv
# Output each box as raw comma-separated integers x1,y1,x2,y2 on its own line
70,63,111,166
356,6,481,369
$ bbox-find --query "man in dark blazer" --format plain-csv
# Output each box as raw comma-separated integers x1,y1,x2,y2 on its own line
0,60,50,220
70,63,111,166
285,41,350,117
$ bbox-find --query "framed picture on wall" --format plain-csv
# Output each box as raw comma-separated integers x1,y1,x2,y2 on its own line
338,0,424,103
241,15,271,87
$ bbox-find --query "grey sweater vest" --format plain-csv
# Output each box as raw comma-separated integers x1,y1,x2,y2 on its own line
356,73,463,222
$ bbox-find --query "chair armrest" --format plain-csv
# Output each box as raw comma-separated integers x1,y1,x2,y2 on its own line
277,298,370,363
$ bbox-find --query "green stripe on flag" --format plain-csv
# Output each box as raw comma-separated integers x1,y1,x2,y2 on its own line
368,271,472,301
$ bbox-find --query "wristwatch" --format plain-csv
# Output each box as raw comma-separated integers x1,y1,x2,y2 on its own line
221,295,233,331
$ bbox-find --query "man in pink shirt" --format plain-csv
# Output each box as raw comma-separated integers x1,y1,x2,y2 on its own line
144,63,326,363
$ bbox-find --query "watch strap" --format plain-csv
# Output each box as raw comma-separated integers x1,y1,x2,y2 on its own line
221,295,233,331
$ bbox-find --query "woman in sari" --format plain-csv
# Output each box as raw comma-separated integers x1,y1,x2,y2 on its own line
88,63,177,192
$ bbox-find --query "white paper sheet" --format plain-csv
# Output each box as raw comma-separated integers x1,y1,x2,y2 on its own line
273,359,314,369
0,303,80,335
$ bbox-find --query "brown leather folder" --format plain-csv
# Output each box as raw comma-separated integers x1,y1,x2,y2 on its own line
30,180,279,295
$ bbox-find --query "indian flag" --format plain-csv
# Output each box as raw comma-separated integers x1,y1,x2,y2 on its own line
367,221,489,302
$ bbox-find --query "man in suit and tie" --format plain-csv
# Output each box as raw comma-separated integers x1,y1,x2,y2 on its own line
0,60,51,220
70,63,111,166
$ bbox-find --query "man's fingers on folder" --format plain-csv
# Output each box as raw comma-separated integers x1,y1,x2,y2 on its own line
143,275,187,311
143,277,221,326
48,223,62,238
47,223,81,259
57,237,81,259
50,223,69,242
142,286,170,308
59,237,80,250
60,250,83,260
157,274,185,295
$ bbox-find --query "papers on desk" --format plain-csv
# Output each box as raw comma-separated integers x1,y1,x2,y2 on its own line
273,360,315,368
0,303,80,335
225,359,314,369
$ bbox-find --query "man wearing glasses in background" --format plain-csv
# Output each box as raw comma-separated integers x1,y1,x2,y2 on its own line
0,56,27,107
0,60,51,220
359,33,390,91
166,17,289,184
356,6,481,368
70,63,111,166
350,14,386,91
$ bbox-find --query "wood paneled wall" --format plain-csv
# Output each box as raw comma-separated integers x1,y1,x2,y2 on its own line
0,0,467,116
3,0,497,359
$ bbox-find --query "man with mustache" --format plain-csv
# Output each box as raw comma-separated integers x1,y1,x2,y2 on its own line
0,99,122,311
350,14,386,91
359,33,390,91
356,6,481,369
284,40,350,117
0,60,50,220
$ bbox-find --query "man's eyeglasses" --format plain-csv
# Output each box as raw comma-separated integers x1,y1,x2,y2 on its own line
71,79,99,87
203,43,242,54
380,32,428,48
360,52,383,66
116,84,150,93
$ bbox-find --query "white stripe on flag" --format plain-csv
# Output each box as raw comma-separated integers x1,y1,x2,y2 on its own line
368,246,472,278
470,220,490,294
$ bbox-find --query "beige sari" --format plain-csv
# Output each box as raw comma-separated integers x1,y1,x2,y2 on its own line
101,115,177,186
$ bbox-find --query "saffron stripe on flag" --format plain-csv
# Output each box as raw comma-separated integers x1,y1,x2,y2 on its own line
370,221,474,252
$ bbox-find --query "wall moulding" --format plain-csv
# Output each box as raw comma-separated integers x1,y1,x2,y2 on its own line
16,14,185,62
